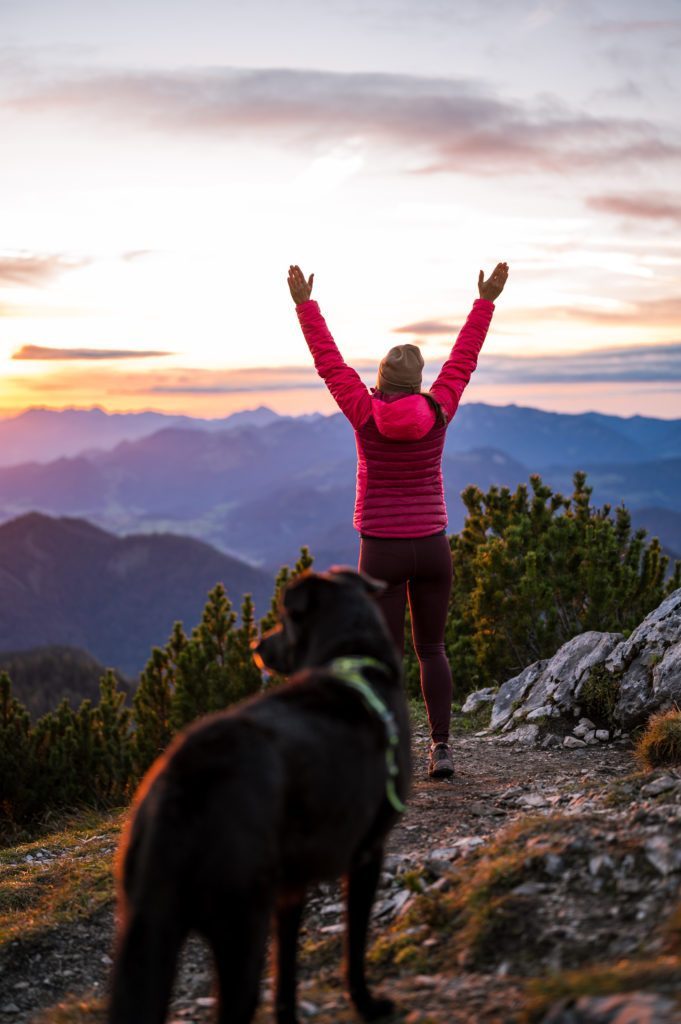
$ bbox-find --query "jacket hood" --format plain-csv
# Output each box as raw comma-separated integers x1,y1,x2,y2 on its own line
371,392,436,440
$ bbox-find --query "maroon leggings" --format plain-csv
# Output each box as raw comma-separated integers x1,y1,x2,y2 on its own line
358,532,453,744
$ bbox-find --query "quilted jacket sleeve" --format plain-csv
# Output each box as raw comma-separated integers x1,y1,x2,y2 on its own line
430,298,494,423
296,300,372,429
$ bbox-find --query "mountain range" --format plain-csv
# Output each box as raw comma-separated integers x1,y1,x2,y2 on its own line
0,404,679,569
0,513,273,675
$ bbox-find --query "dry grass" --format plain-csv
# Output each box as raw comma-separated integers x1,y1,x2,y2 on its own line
0,809,122,945
635,708,681,770
521,956,681,1022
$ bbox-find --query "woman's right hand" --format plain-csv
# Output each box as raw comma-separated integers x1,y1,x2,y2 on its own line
288,265,315,305
478,262,509,302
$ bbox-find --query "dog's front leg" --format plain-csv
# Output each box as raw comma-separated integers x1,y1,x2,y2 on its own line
274,890,306,1024
344,848,395,1021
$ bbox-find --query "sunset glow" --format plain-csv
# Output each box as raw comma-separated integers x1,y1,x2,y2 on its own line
1,1,680,418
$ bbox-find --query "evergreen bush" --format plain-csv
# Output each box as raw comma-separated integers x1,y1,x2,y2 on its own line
446,472,679,695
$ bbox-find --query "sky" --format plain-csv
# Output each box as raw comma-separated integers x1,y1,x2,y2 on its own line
1,0,680,419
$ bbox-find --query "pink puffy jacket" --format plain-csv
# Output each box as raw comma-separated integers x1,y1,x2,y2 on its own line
296,298,495,537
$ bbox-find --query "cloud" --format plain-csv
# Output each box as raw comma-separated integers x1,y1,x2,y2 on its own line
10,65,681,175
586,194,681,223
533,297,681,328
18,342,681,402
475,341,681,384
392,319,460,335
0,253,91,287
12,345,171,361
395,297,681,337
120,249,155,262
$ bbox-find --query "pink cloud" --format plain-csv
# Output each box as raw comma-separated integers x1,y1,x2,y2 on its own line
586,194,681,223
0,253,91,287
12,345,171,361
10,66,681,175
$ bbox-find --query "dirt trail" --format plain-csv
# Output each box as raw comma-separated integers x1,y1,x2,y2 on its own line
3,723,679,1024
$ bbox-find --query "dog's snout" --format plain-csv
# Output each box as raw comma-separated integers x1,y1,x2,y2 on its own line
252,625,292,675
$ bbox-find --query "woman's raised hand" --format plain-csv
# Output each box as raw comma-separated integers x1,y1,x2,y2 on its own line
478,262,509,302
287,265,315,305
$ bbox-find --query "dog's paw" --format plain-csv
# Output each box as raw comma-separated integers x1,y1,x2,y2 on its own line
356,994,396,1021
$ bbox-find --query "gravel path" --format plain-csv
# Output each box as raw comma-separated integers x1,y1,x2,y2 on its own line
3,723,680,1024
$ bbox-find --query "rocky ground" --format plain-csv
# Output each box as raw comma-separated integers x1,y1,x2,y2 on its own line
1,715,680,1023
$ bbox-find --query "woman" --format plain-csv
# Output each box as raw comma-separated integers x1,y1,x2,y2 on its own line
287,261,508,777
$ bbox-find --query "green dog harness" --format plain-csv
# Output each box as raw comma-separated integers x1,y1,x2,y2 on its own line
327,656,406,815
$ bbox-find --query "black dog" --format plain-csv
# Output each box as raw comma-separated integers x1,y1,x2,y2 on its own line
108,567,411,1024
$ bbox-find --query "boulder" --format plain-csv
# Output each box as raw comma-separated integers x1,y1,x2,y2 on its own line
488,660,547,731
608,590,681,729
472,588,681,745
461,687,497,714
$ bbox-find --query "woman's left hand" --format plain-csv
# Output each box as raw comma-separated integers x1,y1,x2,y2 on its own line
288,265,315,304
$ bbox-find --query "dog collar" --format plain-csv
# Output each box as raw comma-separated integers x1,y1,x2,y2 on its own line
327,656,406,815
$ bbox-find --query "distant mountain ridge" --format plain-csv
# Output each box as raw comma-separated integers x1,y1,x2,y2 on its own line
1,402,680,467
0,645,130,719
0,405,283,468
0,513,273,675
0,403,679,569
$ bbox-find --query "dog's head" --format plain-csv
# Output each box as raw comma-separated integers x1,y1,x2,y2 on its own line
252,567,390,676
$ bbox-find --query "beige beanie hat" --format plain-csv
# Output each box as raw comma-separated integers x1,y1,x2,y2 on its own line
376,343,424,394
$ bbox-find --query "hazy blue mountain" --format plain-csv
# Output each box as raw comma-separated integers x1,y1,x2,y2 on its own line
0,513,273,675
1,402,679,469
540,458,681,513
447,404,681,463
0,405,283,467
0,404,680,570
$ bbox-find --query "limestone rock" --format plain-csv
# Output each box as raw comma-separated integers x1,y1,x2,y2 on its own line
461,687,497,714
608,589,681,729
489,660,548,731
485,588,681,743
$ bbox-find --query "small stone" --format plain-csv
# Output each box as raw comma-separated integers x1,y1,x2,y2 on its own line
526,705,553,722
101,953,113,965
563,736,587,749
427,876,453,893
541,734,562,749
511,881,549,896
644,835,681,876
299,1000,319,1016
573,720,595,739
319,923,344,935
461,687,497,713
595,729,610,742
641,776,677,797
544,854,565,877
517,792,549,808
428,847,461,861
319,902,344,916
412,975,441,987
1,1004,20,1014
195,997,217,1008
589,854,614,876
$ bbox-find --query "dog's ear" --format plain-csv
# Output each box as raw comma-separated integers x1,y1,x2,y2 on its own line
281,571,317,617
327,566,387,595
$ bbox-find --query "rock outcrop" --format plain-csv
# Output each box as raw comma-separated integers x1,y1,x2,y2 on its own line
468,588,681,747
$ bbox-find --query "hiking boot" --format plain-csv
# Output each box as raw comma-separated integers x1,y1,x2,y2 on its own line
428,741,454,779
